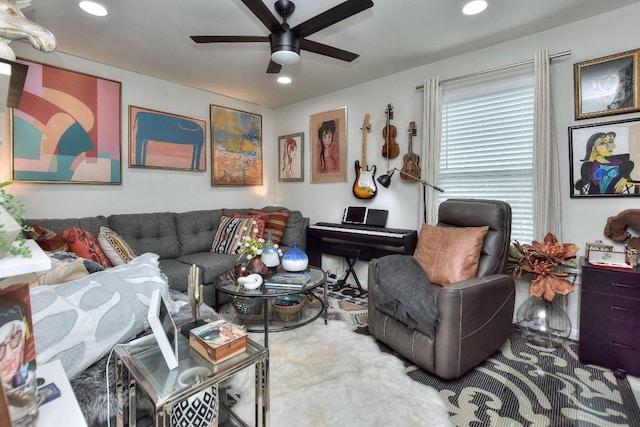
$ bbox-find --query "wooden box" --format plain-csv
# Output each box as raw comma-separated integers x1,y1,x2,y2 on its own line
189,319,247,364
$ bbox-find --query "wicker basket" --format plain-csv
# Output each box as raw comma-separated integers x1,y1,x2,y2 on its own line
271,295,304,316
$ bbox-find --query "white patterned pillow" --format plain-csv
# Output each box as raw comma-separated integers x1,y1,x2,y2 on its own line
30,253,175,379
210,216,264,254
98,226,137,266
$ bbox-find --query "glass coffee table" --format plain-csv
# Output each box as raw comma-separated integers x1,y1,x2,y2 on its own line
213,266,327,347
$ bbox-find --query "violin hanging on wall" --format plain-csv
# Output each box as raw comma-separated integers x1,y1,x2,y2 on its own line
381,104,399,159
400,121,421,181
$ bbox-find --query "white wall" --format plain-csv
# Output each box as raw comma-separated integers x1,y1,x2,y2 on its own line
273,3,640,335
0,47,277,218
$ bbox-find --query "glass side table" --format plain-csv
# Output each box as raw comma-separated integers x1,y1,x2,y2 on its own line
115,334,269,427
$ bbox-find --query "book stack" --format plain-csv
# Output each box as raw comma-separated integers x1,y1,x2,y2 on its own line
189,319,247,364
264,271,311,289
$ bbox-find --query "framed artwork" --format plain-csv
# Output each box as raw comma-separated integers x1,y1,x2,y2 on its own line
210,104,262,186
129,106,206,172
11,58,121,184
568,117,640,197
574,50,640,120
310,106,347,183
278,132,304,182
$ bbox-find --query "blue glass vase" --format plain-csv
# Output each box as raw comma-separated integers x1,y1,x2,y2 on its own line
281,243,308,272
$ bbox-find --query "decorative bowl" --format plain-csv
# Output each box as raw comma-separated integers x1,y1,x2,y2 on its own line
271,294,304,316
237,273,263,290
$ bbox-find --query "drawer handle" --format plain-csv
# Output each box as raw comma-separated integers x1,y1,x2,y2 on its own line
611,305,637,313
611,282,637,289
609,341,638,351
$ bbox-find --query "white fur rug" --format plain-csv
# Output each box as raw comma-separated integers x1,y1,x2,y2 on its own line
230,320,452,426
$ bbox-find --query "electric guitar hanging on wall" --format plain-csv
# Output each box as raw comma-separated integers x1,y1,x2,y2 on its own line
352,113,377,199
400,121,421,181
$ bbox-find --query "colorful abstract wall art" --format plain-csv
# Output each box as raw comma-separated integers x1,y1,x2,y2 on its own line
210,104,262,186
11,59,121,184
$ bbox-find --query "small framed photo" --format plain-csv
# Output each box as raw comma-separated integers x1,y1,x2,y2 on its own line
310,106,347,183
574,50,640,120
278,132,304,182
568,117,640,197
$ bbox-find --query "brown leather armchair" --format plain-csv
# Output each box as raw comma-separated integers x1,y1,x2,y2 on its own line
368,199,515,379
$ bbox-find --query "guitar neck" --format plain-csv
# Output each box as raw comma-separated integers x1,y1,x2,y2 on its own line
362,130,367,169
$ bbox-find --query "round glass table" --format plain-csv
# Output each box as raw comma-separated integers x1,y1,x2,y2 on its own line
213,266,327,347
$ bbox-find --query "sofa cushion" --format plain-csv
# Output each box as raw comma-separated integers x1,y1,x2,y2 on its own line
177,252,238,285
280,210,306,249
30,253,174,379
25,216,108,239
108,212,179,259
28,225,68,252
175,210,224,256
211,216,264,254
248,208,289,245
413,224,489,286
157,258,194,293
62,227,113,268
98,226,137,266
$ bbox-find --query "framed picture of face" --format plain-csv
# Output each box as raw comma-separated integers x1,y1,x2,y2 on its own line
310,106,347,183
574,50,640,120
278,132,304,182
568,117,640,197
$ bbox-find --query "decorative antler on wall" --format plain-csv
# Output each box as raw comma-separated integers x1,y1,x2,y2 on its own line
0,0,56,58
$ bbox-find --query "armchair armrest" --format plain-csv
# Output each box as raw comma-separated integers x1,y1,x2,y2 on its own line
434,274,515,378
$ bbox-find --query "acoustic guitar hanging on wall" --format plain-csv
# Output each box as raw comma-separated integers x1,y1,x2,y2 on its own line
400,121,421,180
352,113,377,199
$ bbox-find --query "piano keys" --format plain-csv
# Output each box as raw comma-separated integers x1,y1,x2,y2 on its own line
306,222,418,267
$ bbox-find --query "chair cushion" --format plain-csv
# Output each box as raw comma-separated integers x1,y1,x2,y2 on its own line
413,224,489,286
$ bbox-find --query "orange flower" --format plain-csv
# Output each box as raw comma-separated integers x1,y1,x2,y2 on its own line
507,233,578,301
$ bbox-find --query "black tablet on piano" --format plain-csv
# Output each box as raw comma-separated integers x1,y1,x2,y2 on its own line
342,207,388,227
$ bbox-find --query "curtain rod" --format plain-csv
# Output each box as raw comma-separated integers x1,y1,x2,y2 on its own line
415,50,571,90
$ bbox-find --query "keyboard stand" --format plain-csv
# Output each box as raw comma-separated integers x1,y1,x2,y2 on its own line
330,244,370,296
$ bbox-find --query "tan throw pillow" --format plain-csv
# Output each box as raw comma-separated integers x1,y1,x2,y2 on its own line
211,216,265,254
98,226,138,266
413,224,489,286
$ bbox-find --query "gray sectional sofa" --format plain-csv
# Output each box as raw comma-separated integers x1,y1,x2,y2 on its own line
27,206,308,306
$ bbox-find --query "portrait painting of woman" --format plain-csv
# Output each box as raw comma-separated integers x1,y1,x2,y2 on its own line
309,107,347,183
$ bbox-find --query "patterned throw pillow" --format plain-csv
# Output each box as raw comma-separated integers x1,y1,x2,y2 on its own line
248,209,290,245
97,226,138,266
28,225,68,252
232,213,266,237
211,216,265,254
62,227,113,268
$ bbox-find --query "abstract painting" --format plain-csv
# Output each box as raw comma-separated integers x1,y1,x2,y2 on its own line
129,106,206,171
568,117,640,197
211,104,262,186
11,59,121,184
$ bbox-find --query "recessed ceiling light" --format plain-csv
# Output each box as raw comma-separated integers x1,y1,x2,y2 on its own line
79,1,108,17
462,0,487,15
277,76,292,85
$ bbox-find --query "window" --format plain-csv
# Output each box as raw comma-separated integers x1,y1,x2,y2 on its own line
439,76,534,242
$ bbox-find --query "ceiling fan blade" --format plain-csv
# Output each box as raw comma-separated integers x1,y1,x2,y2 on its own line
292,0,373,37
300,39,358,62
266,60,282,74
190,36,269,43
241,0,283,34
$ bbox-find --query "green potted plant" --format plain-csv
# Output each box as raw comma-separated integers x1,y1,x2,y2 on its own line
0,181,32,258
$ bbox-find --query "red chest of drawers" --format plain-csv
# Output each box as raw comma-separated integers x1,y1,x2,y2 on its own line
579,258,640,377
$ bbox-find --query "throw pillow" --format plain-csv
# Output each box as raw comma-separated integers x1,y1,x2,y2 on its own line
28,225,68,252
249,209,290,245
97,226,138,266
413,224,489,286
35,256,90,286
211,216,265,254
232,213,266,238
62,227,113,268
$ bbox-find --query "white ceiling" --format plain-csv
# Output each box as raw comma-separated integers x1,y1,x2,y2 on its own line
18,0,640,108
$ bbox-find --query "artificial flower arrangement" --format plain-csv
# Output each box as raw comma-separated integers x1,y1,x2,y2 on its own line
0,181,32,258
235,221,283,273
507,232,579,301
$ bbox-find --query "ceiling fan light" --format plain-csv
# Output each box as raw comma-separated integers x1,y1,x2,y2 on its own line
79,1,108,17
462,0,487,15
277,76,292,84
271,50,300,65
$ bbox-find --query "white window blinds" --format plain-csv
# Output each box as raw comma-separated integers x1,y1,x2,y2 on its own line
439,77,534,242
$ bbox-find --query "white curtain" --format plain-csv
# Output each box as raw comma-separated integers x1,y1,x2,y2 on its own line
533,50,562,240
421,77,442,226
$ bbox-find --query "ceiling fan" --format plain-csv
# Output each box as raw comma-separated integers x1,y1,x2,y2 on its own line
190,0,374,74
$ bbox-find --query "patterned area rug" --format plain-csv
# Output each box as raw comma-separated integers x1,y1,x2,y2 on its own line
333,289,640,427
